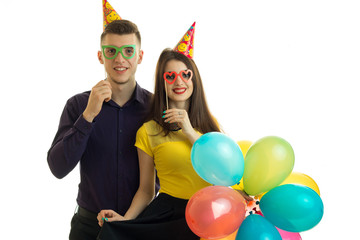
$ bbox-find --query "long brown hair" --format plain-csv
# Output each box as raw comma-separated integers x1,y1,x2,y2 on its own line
147,48,221,136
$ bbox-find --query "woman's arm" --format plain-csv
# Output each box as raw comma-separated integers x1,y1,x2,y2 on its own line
123,148,156,219
97,148,156,226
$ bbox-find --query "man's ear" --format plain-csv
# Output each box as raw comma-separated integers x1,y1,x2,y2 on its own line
98,51,104,64
137,50,144,64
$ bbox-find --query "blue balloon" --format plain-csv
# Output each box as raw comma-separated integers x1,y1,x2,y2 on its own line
260,184,324,232
191,132,244,186
236,214,282,240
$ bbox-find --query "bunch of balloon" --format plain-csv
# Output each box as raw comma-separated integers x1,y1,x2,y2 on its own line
235,183,323,239
187,133,247,239
235,179,323,239
233,136,323,239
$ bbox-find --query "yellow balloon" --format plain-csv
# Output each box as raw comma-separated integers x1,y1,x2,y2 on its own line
237,140,252,157
280,172,320,195
232,180,244,191
201,229,238,240
231,140,252,191
243,136,295,196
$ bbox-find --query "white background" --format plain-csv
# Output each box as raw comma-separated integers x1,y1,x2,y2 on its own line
0,0,359,239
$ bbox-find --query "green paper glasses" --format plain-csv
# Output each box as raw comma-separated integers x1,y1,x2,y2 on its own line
102,45,136,60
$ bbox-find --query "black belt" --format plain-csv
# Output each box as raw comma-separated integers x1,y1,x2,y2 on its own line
77,206,98,220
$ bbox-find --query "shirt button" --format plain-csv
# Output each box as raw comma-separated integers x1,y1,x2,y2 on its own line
119,129,123,133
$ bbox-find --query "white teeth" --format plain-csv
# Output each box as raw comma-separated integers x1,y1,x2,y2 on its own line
174,89,186,93
115,67,126,71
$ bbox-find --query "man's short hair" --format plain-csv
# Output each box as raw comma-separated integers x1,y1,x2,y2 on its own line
101,20,141,46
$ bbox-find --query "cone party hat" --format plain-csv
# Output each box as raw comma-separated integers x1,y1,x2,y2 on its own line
173,22,196,59
103,0,121,31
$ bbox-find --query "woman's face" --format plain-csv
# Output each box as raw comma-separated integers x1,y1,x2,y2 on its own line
163,59,194,106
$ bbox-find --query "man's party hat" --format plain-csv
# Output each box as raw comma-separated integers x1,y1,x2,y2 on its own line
103,0,121,30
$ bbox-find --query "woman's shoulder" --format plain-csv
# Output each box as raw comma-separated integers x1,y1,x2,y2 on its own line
143,120,159,129
140,120,163,135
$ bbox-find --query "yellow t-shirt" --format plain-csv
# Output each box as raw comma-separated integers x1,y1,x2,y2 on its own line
135,120,211,199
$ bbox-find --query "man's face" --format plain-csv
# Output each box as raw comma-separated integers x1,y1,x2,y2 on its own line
98,33,143,85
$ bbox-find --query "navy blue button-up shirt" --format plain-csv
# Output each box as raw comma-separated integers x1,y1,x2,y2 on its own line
47,83,152,215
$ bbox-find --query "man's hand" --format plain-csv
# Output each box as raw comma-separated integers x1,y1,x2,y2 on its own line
83,80,112,122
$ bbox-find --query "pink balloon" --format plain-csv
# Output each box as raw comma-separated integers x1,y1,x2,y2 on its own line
277,228,302,240
185,186,246,239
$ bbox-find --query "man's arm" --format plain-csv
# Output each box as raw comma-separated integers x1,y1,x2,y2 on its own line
47,97,93,179
47,80,112,179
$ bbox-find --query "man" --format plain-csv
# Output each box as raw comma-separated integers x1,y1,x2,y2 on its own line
47,19,153,240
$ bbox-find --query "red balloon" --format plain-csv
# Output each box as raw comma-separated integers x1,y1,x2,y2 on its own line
185,186,246,239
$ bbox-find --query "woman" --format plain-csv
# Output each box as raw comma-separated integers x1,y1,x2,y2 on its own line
96,47,222,240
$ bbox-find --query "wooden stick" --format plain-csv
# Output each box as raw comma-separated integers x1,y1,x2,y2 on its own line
164,80,169,110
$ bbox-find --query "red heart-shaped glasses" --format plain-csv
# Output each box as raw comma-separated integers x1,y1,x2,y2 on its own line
163,69,193,84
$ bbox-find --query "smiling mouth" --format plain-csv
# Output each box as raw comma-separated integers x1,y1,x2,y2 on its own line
114,67,128,72
173,88,186,94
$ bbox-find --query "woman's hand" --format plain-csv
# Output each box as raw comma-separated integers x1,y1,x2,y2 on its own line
163,109,191,131
163,109,200,143
97,209,126,227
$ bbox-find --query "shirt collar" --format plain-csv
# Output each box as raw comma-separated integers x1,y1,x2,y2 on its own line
132,82,146,104
104,82,149,108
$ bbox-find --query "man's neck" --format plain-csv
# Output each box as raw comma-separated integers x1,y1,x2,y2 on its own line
110,80,136,107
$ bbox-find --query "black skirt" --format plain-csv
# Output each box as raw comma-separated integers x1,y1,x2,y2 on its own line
97,193,200,240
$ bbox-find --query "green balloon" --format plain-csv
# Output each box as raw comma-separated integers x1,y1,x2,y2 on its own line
243,136,295,196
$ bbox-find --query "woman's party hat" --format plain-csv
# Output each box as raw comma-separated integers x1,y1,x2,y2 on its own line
173,22,196,59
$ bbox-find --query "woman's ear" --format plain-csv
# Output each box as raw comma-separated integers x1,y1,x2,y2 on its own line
98,51,104,64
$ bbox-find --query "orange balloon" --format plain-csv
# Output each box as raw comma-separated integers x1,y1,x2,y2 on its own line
186,186,246,239
201,229,238,240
